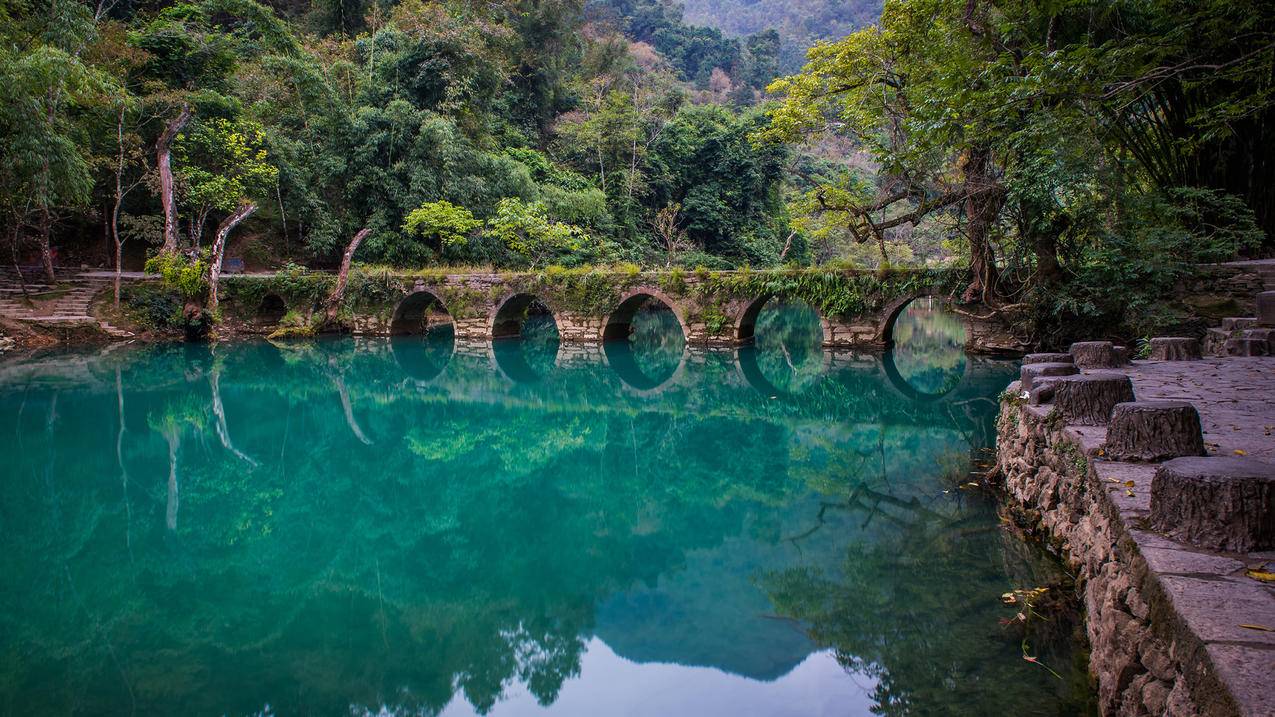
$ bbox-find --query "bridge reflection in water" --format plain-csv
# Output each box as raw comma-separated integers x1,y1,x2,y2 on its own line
0,301,1096,716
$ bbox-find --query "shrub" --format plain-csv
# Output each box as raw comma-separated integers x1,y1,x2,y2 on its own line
123,283,184,329
144,251,208,300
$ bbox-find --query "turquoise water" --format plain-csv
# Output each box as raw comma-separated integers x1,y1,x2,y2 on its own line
0,302,1094,716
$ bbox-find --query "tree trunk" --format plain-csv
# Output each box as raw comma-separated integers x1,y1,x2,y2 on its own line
1031,229,1062,286
1069,340,1123,369
1149,456,1275,552
9,222,30,301
112,207,123,306
1148,337,1201,361
960,147,1003,303
1019,362,1077,391
207,202,256,313
112,183,124,306
157,104,191,254
1104,401,1204,462
325,227,370,324
1050,372,1135,426
38,206,55,283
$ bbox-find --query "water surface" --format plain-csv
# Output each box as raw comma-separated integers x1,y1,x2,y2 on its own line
0,302,1094,715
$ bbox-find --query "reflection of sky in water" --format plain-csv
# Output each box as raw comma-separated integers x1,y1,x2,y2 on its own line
889,298,968,397
436,640,876,717
0,331,1093,716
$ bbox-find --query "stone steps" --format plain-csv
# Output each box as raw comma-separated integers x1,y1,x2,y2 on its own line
1255,264,1275,290
99,320,135,338
1205,327,1275,356
1220,317,1257,331
1204,286,1274,356
0,267,131,338
0,271,110,325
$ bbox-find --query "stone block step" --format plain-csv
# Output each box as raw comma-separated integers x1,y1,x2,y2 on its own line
1259,291,1275,327
1220,317,1258,331
1223,337,1270,357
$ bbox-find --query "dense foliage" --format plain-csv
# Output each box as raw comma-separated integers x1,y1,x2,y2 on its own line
2,0,799,279
764,0,1273,342
1,0,1272,343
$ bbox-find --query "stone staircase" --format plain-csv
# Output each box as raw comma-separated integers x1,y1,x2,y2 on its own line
0,267,131,337
1203,260,1275,356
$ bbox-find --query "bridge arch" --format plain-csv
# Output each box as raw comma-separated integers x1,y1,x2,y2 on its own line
490,293,558,339
879,295,971,401
734,295,832,346
602,288,687,393
603,287,689,342
878,293,972,347
489,293,560,383
254,293,287,325
390,290,451,335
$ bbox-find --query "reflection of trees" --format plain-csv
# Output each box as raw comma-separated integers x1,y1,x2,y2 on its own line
0,339,1082,716
625,304,685,378
761,491,1095,717
891,300,968,396
753,299,824,394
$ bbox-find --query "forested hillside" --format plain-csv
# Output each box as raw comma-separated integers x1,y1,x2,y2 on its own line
3,0,796,279
680,0,883,71
1,0,1272,343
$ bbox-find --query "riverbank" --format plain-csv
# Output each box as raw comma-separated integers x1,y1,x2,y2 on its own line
996,354,1275,716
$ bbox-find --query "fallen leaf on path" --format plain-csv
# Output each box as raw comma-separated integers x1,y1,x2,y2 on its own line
1244,568,1275,583
1239,624,1274,632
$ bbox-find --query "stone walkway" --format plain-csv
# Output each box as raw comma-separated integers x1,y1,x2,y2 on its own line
1006,355,1275,716
1110,357,1275,462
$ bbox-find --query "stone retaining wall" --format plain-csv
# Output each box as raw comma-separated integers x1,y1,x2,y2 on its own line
996,393,1269,717
1178,264,1267,325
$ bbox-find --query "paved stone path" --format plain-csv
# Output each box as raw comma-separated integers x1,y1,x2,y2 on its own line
1111,357,1275,462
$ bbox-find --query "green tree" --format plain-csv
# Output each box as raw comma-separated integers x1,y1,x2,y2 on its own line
174,117,278,246
403,200,482,257
0,0,112,281
484,197,591,267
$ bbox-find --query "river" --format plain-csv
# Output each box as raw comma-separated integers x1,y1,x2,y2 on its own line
0,300,1095,715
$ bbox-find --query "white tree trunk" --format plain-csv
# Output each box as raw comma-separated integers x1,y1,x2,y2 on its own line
325,227,370,324
157,104,191,254
207,202,257,313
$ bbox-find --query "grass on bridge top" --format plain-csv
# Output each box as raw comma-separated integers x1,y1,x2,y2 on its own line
346,261,964,279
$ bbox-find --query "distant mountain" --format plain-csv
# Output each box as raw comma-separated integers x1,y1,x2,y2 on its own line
679,0,884,72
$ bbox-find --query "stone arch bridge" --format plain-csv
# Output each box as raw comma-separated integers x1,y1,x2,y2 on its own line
220,267,1026,354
